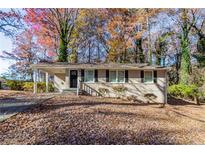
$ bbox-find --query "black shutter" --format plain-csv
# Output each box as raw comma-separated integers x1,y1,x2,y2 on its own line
106,70,109,82
81,69,84,82
141,70,144,83
125,70,128,82
154,70,157,83
95,70,98,82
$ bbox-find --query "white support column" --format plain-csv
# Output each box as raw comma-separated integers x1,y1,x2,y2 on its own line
46,72,49,93
33,68,37,94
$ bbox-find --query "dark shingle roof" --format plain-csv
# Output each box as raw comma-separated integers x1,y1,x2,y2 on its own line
31,62,170,70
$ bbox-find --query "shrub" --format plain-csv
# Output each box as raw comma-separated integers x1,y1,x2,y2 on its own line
47,82,55,92
23,82,55,93
98,88,109,96
189,67,205,87
198,83,205,101
144,93,157,99
39,82,55,92
168,84,199,100
127,95,139,102
112,85,128,98
23,82,33,91
6,80,24,90
6,80,55,92
37,82,46,93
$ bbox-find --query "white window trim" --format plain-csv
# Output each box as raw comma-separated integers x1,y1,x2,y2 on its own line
144,70,154,84
84,69,95,83
109,70,125,83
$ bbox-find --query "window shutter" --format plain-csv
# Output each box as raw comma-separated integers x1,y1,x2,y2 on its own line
95,70,98,82
125,70,128,82
81,69,84,82
106,70,109,82
141,70,144,83
154,70,157,83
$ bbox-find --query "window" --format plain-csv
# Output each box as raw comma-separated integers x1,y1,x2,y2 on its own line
118,71,125,83
109,70,125,83
85,70,94,82
109,70,117,83
144,71,153,83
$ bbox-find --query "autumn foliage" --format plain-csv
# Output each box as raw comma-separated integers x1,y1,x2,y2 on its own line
1,8,205,91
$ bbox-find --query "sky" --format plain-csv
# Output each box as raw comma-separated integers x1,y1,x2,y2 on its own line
0,8,25,76
0,33,14,75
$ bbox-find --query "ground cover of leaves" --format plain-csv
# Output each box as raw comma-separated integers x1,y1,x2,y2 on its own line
0,90,205,145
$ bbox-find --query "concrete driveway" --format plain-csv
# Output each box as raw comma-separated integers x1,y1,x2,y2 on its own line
0,90,54,122
0,101,36,122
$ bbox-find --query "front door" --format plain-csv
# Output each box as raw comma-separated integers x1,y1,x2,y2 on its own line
70,70,78,88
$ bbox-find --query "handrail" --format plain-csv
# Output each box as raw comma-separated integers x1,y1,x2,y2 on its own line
78,80,102,96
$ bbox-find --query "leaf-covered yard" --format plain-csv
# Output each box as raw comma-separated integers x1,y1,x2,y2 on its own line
0,90,205,145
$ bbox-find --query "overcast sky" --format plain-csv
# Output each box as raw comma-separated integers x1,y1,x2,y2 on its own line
0,33,14,75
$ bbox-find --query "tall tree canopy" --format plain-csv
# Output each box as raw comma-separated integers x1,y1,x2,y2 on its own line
24,9,79,62
1,30,48,80
1,8,205,82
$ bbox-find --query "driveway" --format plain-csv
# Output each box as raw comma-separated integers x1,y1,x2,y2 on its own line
0,90,54,122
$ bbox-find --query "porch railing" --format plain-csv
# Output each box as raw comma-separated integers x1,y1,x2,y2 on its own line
77,79,101,97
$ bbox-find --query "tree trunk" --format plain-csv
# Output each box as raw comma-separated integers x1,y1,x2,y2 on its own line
147,15,152,65
134,39,144,63
179,9,191,85
179,34,191,84
88,41,91,63
97,43,100,63
175,53,181,84
58,36,68,62
194,96,200,105
123,48,127,63
69,49,78,63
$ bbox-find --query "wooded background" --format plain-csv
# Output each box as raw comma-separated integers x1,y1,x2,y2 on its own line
0,9,204,89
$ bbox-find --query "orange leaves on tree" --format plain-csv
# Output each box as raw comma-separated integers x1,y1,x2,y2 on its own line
24,9,59,58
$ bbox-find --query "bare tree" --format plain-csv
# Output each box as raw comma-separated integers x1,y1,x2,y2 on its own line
0,9,22,36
